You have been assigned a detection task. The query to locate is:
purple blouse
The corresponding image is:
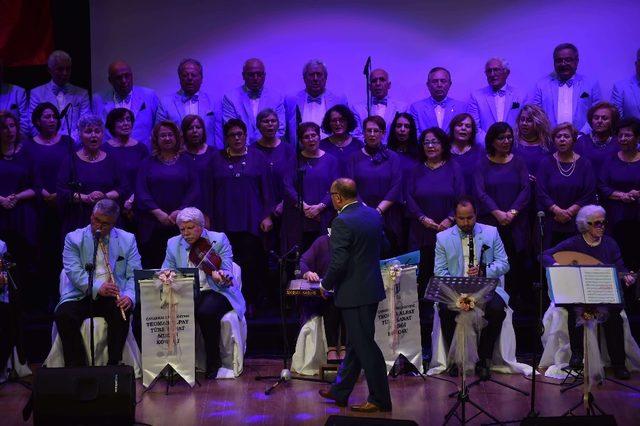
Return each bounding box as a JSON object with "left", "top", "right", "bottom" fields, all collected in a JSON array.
[
  {"left": 598, "top": 154, "right": 640, "bottom": 226},
  {"left": 103, "top": 142, "right": 149, "bottom": 195},
  {"left": 0, "top": 146, "right": 37, "bottom": 245},
  {"left": 300, "top": 234, "right": 330, "bottom": 277},
  {"left": 250, "top": 141, "right": 295, "bottom": 207},
  {"left": 406, "top": 160, "right": 465, "bottom": 249},
  {"left": 319, "top": 137, "right": 363, "bottom": 175},
  {"left": 575, "top": 134, "right": 618, "bottom": 177},
  {"left": 181, "top": 146, "right": 216, "bottom": 220},
  {"left": 542, "top": 235, "right": 626, "bottom": 272},
  {"left": 450, "top": 143, "right": 485, "bottom": 196},
  {"left": 24, "top": 136, "right": 75, "bottom": 194}
]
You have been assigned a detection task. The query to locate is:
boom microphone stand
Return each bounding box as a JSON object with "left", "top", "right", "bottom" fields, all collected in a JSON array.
[{"left": 363, "top": 56, "right": 372, "bottom": 117}]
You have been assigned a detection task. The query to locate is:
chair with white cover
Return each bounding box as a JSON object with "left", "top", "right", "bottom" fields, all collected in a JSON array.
[
  {"left": 195, "top": 262, "right": 247, "bottom": 379},
  {"left": 539, "top": 304, "right": 640, "bottom": 378},
  {"left": 291, "top": 315, "right": 328, "bottom": 376},
  {"left": 43, "top": 270, "right": 142, "bottom": 377},
  {"left": 428, "top": 302, "right": 532, "bottom": 376}
]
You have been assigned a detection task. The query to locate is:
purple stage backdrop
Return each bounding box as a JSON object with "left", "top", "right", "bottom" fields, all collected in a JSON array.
[{"left": 90, "top": 0, "right": 639, "bottom": 109}]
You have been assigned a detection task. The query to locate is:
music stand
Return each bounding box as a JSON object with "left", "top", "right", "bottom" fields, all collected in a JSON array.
[
  {"left": 426, "top": 276, "right": 504, "bottom": 425},
  {"left": 135, "top": 268, "right": 200, "bottom": 395}
]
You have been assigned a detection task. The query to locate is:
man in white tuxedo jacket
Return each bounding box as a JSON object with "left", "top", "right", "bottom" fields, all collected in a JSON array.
[
  {"left": 222, "top": 58, "right": 285, "bottom": 144},
  {"left": 92, "top": 60, "right": 160, "bottom": 146},
  {"left": 353, "top": 68, "right": 406, "bottom": 141},
  {"left": 529, "top": 43, "right": 601, "bottom": 133},
  {"left": 284, "top": 59, "right": 348, "bottom": 144},
  {"left": 0, "top": 63, "right": 29, "bottom": 136},
  {"left": 157, "top": 58, "right": 220, "bottom": 148},
  {"left": 409, "top": 67, "right": 467, "bottom": 135},
  {"left": 29, "top": 50, "right": 91, "bottom": 140},
  {"left": 468, "top": 58, "right": 524, "bottom": 141},
  {"left": 611, "top": 48, "right": 640, "bottom": 120}
]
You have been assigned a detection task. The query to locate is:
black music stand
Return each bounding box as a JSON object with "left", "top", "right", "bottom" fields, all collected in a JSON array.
[
  {"left": 134, "top": 268, "right": 201, "bottom": 395},
  {"left": 426, "top": 276, "right": 504, "bottom": 425}
]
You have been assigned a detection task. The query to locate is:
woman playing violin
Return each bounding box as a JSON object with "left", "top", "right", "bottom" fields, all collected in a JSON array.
[{"left": 162, "top": 207, "right": 246, "bottom": 379}]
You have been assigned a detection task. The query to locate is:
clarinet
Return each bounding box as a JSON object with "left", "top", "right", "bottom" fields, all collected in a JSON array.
[
  {"left": 479, "top": 244, "right": 490, "bottom": 277},
  {"left": 468, "top": 234, "right": 475, "bottom": 269}
]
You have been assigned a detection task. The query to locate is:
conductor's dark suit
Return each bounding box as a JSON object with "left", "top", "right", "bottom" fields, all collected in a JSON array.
[{"left": 322, "top": 201, "right": 392, "bottom": 410}]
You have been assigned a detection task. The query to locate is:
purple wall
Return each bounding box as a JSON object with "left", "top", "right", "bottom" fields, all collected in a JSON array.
[{"left": 90, "top": 0, "right": 639, "bottom": 107}]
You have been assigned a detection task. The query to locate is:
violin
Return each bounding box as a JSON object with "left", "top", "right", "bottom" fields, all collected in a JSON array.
[{"left": 188, "top": 237, "right": 222, "bottom": 276}]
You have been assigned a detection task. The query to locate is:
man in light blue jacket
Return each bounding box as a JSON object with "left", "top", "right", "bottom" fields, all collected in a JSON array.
[
  {"left": 434, "top": 196, "right": 510, "bottom": 379},
  {"left": 55, "top": 199, "right": 141, "bottom": 367},
  {"left": 162, "top": 207, "right": 245, "bottom": 378},
  {"left": 611, "top": 48, "right": 640, "bottom": 120}
]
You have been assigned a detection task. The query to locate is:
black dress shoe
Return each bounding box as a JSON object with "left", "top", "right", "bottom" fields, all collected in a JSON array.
[
  {"left": 350, "top": 401, "right": 391, "bottom": 413},
  {"left": 569, "top": 352, "right": 584, "bottom": 370},
  {"left": 613, "top": 365, "right": 631, "bottom": 380},
  {"left": 319, "top": 389, "right": 347, "bottom": 407},
  {"left": 447, "top": 364, "right": 459, "bottom": 377},
  {"left": 475, "top": 361, "right": 491, "bottom": 380},
  {"left": 205, "top": 370, "right": 218, "bottom": 380}
]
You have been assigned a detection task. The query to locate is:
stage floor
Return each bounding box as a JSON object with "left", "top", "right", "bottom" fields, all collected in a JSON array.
[{"left": 2, "top": 359, "right": 640, "bottom": 425}]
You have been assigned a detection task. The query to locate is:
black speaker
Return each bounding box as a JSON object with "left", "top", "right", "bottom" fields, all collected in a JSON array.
[
  {"left": 32, "top": 365, "right": 135, "bottom": 426},
  {"left": 325, "top": 416, "right": 418, "bottom": 425},
  {"left": 521, "top": 415, "right": 617, "bottom": 425}
]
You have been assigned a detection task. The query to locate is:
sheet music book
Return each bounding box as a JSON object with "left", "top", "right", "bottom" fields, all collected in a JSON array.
[{"left": 546, "top": 265, "right": 622, "bottom": 305}]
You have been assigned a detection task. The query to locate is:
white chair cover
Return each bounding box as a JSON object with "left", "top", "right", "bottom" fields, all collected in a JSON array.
[
  {"left": 1, "top": 347, "right": 32, "bottom": 381},
  {"left": 195, "top": 262, "right": 247, "bottom": 379},
  {"left": 428, "top": 303, "right": 532, "bottom": 376},
  {"left": 291, "top": 315, "right": 328, "bottom": 375},
  {"left": 43, "top": 318, "right": 142, "bottom": 378},
  {"left": 540, "top": 304, "right": 640, "bottom": 379}
]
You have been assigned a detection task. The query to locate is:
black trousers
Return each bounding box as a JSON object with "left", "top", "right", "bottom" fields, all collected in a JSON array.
[
  {"left": 0, "top": 302, "right": 11, "bottom": 371},
  {"left": 55, "top": 296, "right": 131, "bottom": 367},
  {"left": 417, "top": 245, "right": 436, "bottom": 357},
  {"left": 330, "top": 303, "right": 392, "bottom": 409},
  {"left": 323, "top": 302, "right": 345, "bottom": 347},
  {"left": 227, "top": 232, "right": 267, "bottom": 306},
  {"left": 196, "top": 290, "right": 232, "bottom": 372},
  {"left": 566, "top": 306, "right": 626, "bottom": 366},
  {"left": 439, "top": 293, "right": 506, "bottom": 361}
]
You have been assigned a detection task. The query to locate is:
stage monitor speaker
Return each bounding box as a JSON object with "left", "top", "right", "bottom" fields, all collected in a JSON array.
[
  {"left": 521, "top": 415, "right": 617, "bottom": 425},
  {"left": 32, "top": 365, "right": 135, "bottom": 426},
  {"left": 325, "top": 415, "right": 418, "bottom": 425}
]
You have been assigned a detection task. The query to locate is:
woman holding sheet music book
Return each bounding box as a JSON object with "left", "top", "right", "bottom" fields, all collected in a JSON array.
[{"left": 542, "top": 204, "right": 636, "bottom": 379}]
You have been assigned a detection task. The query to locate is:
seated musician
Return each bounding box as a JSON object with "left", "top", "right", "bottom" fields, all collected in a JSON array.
[
  {"left": 542, "top": 204, "right": 635, "bottom": 380},
  {"left": 162, "top": 207, "right": 246, "bottom": 379},
  {"left": 300, "top": 232, "right": 346, "bottom": 362},
  {"left": 55, "top": 199, "right": 140, "bottom": 367},
  {"left": 434, "top": 196, "right": 510, "bottom": 379},
  {"left": 0, "top": 239, "right": 10, "bottom": 375}
]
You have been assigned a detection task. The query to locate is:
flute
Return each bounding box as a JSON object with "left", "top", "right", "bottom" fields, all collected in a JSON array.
[{"left": 99, "top": 240, "right": 127, "bottom": 321}]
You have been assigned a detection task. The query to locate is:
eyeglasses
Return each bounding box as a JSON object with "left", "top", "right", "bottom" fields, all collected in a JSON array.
[
  {"left": 365, "top": 128, "right": 382, "bottom": 134},
  {"left": 587, "top": 220, "right": 607, "bottom": 228},
  {"left": 422, "top": 140, "right": 441, "bottom": 146}
]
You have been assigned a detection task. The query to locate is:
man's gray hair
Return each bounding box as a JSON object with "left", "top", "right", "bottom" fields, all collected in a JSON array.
[
  {"left": 77, "top": 114, "right": 104, "bottom": 132},
  {"left": 177, "top": 207, "right": 205, "bottom": 227},
  {"left": 93, "top": 199, "right": 120, "bottom": 218},
  {"left": 485, "top": 57, "right": 510, "bottom": 71},
  {"left": 48, "top": 50, "right": 72, "bottom": 69},
  {"left": 178, "top": 58, "right": 203, "bottom": 75},
  {"left": 575, "top": 204, "right": 606, "bottom": 233},
  {"left": 302, "top": 59, "right": 327, "bottom": 77}
]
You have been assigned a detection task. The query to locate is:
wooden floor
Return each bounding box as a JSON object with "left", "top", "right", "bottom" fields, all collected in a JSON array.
[{"left": 2, "top": 359, "right": 640, "bottom": 425}]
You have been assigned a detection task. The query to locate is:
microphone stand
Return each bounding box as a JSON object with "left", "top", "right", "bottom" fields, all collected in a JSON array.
[
  {"left": 85, "top": 231, "right": 100, "bottom": 367},
  {"left": 363, "top": 56, "right": 372, "bottom": 116}
]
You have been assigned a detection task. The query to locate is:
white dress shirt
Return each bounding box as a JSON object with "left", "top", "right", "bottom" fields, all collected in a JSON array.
[{"left": 557, "top": 84, "right": 573, "bottom": 125}]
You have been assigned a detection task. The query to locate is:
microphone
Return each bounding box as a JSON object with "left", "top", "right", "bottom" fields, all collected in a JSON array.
[
  {"left": 94, "top": 229, "right": 102, "bottom": 242},
  {"left": 59, "top": 102, "right": 72, "bottom": 120},
  {"left": 537, "top": 211, "right": 545, "bottom": 238},
  {"left": 537, "top": 211, "right": 545, "bottom": 219},
  {"left": 363, "top": 56, "right": 372, "bottom": 75},
  {"left": 265, "top": 369, "right": 291, "bottom": 395}
]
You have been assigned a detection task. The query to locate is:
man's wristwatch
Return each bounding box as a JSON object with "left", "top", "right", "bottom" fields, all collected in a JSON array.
[{"left": 508, "top": 209, "right": 518, "bottom": 216}]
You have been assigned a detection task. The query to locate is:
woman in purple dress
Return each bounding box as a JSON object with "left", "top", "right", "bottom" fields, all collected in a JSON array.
[
  {"left": 406, "top": 127, "right": 464, "bottom": 353},
  {"left": 536, "top": 123, "right": 596, "bottom": 247},
  {"left": 598, "top": 118, "right": 640, "bottom": 271},
  {"left": 474, "top": 122, "right": 530, "bottom": 301},
  {"left": 346, "top": 115, "right": 403, "bottom": 256},
  {"left": 0, "top": 112, "right": 37, "bottom": 308},
  {"left": 514, "top": 104, "right": 552, "bottom": 179},
  {"left": 57, "top": 114, "right": 126, "bottom": 237},
  {"left": 104, "top": 108, "right": 149, "bottom": 228},
  {"left": 282, "top": 122, "right": 339, "bottom": 253},
  {"left": 210, "top": 119, "right": 273, "bottom": 317},
  {"left": 448, "top": 113, "right": 484, "bottom": 195},
  {"left": 25, "top": 102, "right": 75, "bottom": 305},
  {"left": 319, "top": 104, "right": 363, "bottom": 175},
  {"left": 181, "top": 114, "right": 215, "bottom": 227},
  {"left": 135, "top": 121, "right": 199, "bottom": 268},
  {"left": 575, "top": 101, "right": 619, "bottom": 180}
]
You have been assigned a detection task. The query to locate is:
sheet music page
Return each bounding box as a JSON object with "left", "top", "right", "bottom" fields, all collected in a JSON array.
[
  {"left": 580, "top": 267, "right": 620, "bottom": 304},
  {"left": 547, "top": 267, "right": 584, "bottom": 304}
]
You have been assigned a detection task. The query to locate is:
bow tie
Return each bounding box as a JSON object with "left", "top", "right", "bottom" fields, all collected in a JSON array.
[
  {"left": 246, "top": 89, "right": 262, "bottom": 100},
  {"left": 115, "top": 93, "right": 132, "bottom": 104},
  {"left": 181, "top": 93, "right": 199, "bottom": 103},
  {"left": 306, "top": 95, "right": 322, "bottom": 104},
  {"left": 434, "top": 100, "right": 447, "bottom": 108},
  {"left": 372, "top": 97, "right": 387, "bottom": 106},
  {"left": 558, "top": 79, "right": 574, "bottom": 88},
  {"left": 493, "top": 89, "right": 506, "bottom": 97},
  {"left": 52, "top": 85, "right": 67, "bottom": 96}
]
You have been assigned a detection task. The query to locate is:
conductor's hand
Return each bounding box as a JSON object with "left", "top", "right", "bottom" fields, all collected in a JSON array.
[
  {"left": 624, "top": 273, "right": 636, "bottom": 287},
  {"left": 117, "top": 296, "right": 133, "bottom": 311},
  {"left": 98, "top": 281, "right": 120, "bottom": 298},
  {"left": 467, "top": 266, "right": 480, "bottom": 277},
  {"left": 303, "top": 271, "right": 320, "bottom": 283}
]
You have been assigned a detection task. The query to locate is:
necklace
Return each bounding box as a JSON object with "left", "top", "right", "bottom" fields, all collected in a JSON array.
[
  {"left": 159, "top": 153, "right": 179, "bottom": 165},
  {"left": 451, "top": 144, "right": 471, "bottom": 155},
  {"left": 554, "top": 152, "right": 576, "bottom": 177},
  {"left": 83, "top": 149, "right": 100, "bottom": 162},
  {"left": 226, "top": 148, "right": 247, "bottom": 178},
  {"left": 226, "top": 146, "right": 248, "bottom": 157},
  {"left": 425, "top": 160, "right": 444, "bottom": 170},
  {"left": 591, "top": 133, "right": 612, "bottom": 149}
]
